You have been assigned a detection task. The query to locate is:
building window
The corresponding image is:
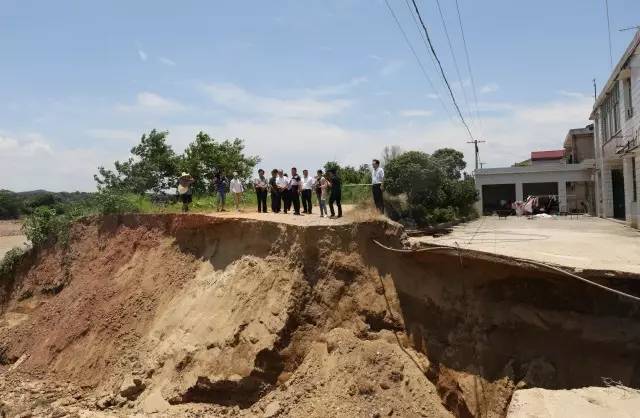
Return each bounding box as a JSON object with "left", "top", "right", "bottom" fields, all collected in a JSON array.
[
  {"left": 624, "top": 78, "right": 633, "bottom": 120},
  {"left": 612, "top": 83, "right": 620, "bottom": 134},
  {"left": 634, "top": 157, "right": 638, "bottom": 202},
  {"left": 600, "top": 81, "right": 622, "bottom": 143}
]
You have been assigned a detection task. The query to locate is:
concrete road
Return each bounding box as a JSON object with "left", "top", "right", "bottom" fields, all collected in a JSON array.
[{"left": 411, "top": 215, "right": 640, "bottom": 274}]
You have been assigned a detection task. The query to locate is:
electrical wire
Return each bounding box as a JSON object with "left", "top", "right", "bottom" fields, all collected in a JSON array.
[
  {"left": 401, "top": 0, "right": 454, "bottom": 118},
  {"left": 383, "top": 0, "right": 455, "bottom": 121},
  {"left": 604, "top": 0, "right": 614, "bottom": 68},
  {"left": 434, "top": 0, "right": 473, "bottom": 123},
  {"left": 454, "top": 0, "right": 483, "bottom": 134},
  {"left": 409, "top": 0, "right": 474, "bottom": 141}
]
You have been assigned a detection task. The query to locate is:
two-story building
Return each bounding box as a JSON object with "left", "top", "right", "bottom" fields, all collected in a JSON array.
[{"left": 591, "top": 30, "right": 640, "bottom": 227}]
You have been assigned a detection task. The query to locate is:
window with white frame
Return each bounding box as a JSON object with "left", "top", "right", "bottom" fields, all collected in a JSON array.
[{"left": 624, "top": 78, "right": 633, "bottom": 120}]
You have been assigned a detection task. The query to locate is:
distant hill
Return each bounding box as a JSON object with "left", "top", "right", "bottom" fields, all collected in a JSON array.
[{"left": 0, "top": 190, "right": 94, "bottom": 220}]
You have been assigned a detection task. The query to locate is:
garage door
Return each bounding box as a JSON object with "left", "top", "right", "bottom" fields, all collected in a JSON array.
[
  {"left": 522, "top": 182, "right": 558, "bottom": 198},
  {"left": 482, "top": 184, "right": 516, "bottom": 214}
]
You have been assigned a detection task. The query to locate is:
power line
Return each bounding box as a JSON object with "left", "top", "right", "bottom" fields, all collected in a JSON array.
[
  {"left": 409, "top": 0, "right": 474, "bottom": 140},
  {"left": 434, "top": 0, "right": 473, "bottom": 123},
  {"left": 604, "top": 0, "right": 613, "bottom": 68},
  {"left": 402, "top": 0, "right": 452, "bottom": 115},
  {"left": 454, "top": 0, "right": 482, "bottom": 133},
  {"left": 382, "top": 0, "right": 454, "bottom": 120}
]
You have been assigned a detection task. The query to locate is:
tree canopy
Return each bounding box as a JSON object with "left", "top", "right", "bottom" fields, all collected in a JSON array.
[
  {"left": 323, "top": 161, "right": 371, "bottom": 184},
  {"left": 95, "top": 129, "right": 259, "bottom": 195},
  {"left": 384, "top": 148, "right": 477, "bottom": 226}
]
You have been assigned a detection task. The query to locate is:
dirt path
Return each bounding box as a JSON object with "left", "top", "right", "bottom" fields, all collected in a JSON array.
[{"left": 201, "top": 204, "right": 382, "bottom": 226}]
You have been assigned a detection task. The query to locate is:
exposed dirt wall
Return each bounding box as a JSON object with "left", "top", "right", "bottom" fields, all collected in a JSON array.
[{"left": 1, "top": 214, "right": 639, "bottom": 417}]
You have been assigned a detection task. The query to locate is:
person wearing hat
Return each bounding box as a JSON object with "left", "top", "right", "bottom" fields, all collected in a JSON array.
[
  {"left": 177, "top": 172, "right": 195, "bottom": 212},
  {"left": 253, "top": 169, "right": 268, "bottom": 213},
  {"left": 229, "top": 171, "right": 244, "bottom": 211}
]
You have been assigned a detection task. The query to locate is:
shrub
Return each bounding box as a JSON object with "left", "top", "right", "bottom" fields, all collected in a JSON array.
[
  {"left": 93, "top": 190, "right": 140, "bottom": 215},
  {"left": 22, "top": 207, "right": 60, "bottom": 247},
  {"left": 0, "top": 247, "right": 25, "bottom": 282}
]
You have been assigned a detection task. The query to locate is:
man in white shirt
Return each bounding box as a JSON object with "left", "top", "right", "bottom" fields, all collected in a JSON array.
[
  {"left": 229, "top": 171, "right": 244, "bottom": 211},
  {"left": 275, "top": 170, "right": 289, "bottom": 214},
  {"left": 253, "top": 168, "right": 268, "bottom": 213},
  {"left": 371, "top": 159, "right": 385, "bottom": 213},
  {"left": 300, "top": 169, "right": 315, "bottom": 214}
]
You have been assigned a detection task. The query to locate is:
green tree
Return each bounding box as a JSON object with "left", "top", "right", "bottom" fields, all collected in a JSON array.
[
  {"left": 323, "top": 161, "right": 340, "bottom": 174},
  {"left": 384, "top": 148, "right": 477, "bottom": 226},
  {"left": 431, "top": 148, "right": 466, "bottom": 179},
  {"left": 322, "top": 162, "right": 371, "bottom": 184},
  {"left": 0, "top": 190, "right": 22, "bottom": 220},
  {"left": 95, "top": 129, "right": 178, "bottom": 194},
  {"left": 382, "top": 145, "right": 402, "bottom": 166},
  {"left": 178, "top": 132, "right": 260, "bottom": 194},
  {"left": 385, "top": 151, "right": 443, "bottom": 207}
]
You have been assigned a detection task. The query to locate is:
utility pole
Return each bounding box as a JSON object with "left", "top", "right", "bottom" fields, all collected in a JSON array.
[
  {"left": 593, "top": 78, "right": 597, "bottom": 102},
  {"left": 467, "top": 139, "right": 486, "bottom": 171}
]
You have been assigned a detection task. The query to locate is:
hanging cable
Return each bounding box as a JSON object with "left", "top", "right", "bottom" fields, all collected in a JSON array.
[
  {"left": 604, "top": 0, "right": 614, "bottom": 68},
  {"left": 454, "top": 0, "right": 483, "bottom": 134},
  {"left": 434, "top": 0, "right": 473, "bottom": 123},
  {"left": 383, "top": 0, "right": 455, "bottom": 121},
  {"left": 409, "top": 0, "right": 474, "bottom": 141}
]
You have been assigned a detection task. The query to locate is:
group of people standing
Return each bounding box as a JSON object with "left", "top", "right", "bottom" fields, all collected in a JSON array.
[
  {"left": 177, "top": 159, "right": 385, "bottom": 218},
  {"left": 254, "top": 168, "right": 342, "bottom": 217}
]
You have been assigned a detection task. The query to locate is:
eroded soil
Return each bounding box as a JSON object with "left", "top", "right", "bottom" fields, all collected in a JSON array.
[{"left": 1, "top": 214, "right": 639, "bottom": 417}]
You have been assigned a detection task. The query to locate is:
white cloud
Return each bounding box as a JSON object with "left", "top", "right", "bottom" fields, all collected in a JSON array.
[
  {"left": 368, "top": 54, "right": 383, "bottom": 61},
  {"left": 302, "top": 76, "right": 367, "bottom": 97},
  {"left": 159, "top": 56, "right": 176, "bottom": 66},
  {"left": 86, "top": 129, "right": 139, "bottom": 142},
  {"left": 0, "top": 132, "right": 103, "bottom": 191},
  {"left": 426, "top": 93, "right": 440, "bottom": 99},
  {"left": 480, "top": 83, "right": 499, "bottom": 94},
  {"left": 399, "top": 109, "right": 433, "bottom": 117},
  {"left": 379, "top": 60, "right": 404, "bottom": 76},
  {"left": 558, "top": 90, "right": 589, "bottom": 99},
  {"left": 116, "top": 92, "right": 185, "bottom": 113},
  {"left": 201, "top": 83, "right": 351, "bottom": 119},
  {"left": 0, "top": 133, "right": 52, "bottom": 156},
  {"left": 137, "top": 49, "right": 148, "bottom": 61}
]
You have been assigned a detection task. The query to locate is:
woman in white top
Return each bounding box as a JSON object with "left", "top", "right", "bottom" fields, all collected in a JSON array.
[{"left": 229, "top": 171, "right": 245, "bottom": 211}]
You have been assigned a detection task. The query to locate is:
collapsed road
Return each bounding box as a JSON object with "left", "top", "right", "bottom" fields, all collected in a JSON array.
[{"left": 1, "top": 213, "right": 639, "bottom": 417}]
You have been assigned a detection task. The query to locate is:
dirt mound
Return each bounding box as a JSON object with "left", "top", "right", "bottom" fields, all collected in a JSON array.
[{"left": 1, "top": 214, "right": 640, "bottom": 417}]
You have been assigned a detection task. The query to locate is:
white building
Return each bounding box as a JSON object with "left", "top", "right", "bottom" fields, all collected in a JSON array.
[
  {"left": 591, "top": 30, "right": 640, "bottom": 228},
  {"left": 474, "top": 138, "right": 596, "bottom": 215}
]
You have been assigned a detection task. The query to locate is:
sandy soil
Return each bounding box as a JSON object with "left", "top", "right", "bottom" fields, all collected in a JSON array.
[
  {"left": 2, "top": 214, "right": 640, "bottom": 417},
  {"left": 0, "top": 220, "right": 28, "bottom": 259}
]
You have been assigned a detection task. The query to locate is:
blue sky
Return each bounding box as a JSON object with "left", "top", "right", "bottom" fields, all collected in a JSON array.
[{"left": 2, "top": 0, "right": 640, "bottom": 191}]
